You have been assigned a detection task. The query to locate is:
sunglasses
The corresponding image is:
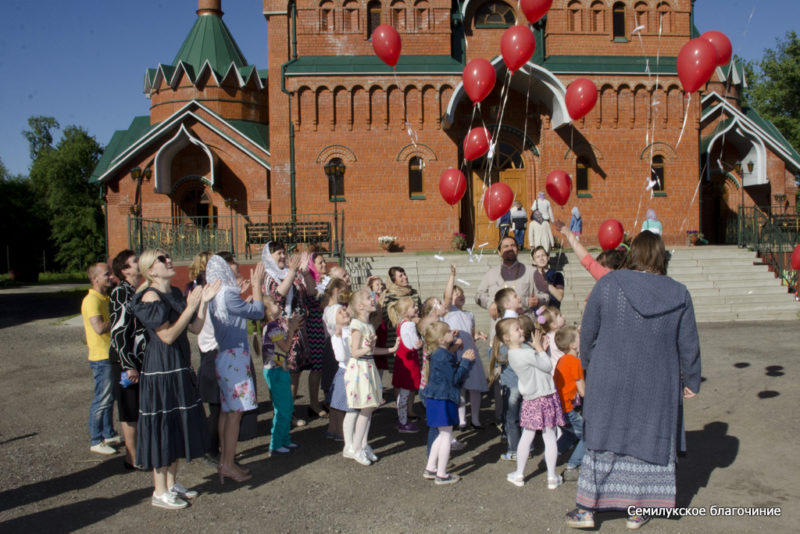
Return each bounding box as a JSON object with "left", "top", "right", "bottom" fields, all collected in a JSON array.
[{"left": 155, "top": 254, "right": 171, "bottom": 265}]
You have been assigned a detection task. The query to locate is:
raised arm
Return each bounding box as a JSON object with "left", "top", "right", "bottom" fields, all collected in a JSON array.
[
  {"left": 188, "top": 280, "right": 220, "bottom": 334},
  {"left": 443, "top": 264, "right": 456, "bottom": 306},
  {"left": 145, "top": 288, "right": 202, "bottom": 345}
]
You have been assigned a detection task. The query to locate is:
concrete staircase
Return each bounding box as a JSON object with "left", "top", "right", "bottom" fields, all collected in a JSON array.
[{"left": 346, "top": 246, "right": 799, "bottom": 333}]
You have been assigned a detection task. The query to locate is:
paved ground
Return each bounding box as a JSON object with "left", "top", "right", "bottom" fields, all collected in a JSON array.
[{"left": 0, "top": 285, "right": 797, "bottom": 533}]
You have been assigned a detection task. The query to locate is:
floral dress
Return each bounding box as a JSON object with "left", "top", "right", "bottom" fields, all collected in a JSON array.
[{"left": 267, "top": 275, "right": 309, "bottom": 372}]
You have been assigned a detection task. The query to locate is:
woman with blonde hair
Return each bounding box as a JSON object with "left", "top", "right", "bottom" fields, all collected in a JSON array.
[{"left": 132, "top": 249, "right": 220, "bottom": 509}]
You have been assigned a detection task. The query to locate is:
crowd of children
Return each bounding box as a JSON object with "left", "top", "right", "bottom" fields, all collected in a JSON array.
[{"left": 244, "top": 247, "right": 604, "bottom": 499}]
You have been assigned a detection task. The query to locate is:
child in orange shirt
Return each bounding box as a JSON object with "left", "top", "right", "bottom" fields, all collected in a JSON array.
[{"left": 553, "top": 326, "right": 585, "bottom": 481}]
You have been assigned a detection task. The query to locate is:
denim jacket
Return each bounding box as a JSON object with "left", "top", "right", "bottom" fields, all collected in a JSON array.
[{"left": 420, "top": 347, "right": 474, "bottom": 404}]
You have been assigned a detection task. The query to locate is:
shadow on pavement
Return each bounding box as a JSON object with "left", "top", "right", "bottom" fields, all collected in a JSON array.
[
  {"left": 676, "top": 421, "right": 739, "bottom": 507},
  {"left": 0, "top": 290, "right": 85, "bottom": 329}
]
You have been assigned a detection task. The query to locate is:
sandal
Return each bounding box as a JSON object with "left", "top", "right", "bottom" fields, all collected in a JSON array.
[{"left": 626, "top": 515, "right": 650, "bottom": 530}]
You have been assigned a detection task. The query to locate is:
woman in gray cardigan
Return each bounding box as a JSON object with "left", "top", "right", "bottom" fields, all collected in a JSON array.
[{"left": 566, "top": 231, "right": 701, "bottom": 530}]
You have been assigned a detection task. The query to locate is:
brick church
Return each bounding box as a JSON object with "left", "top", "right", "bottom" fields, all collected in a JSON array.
[{"left": 91, "top": 0, "right": 800, "bottom": 258}]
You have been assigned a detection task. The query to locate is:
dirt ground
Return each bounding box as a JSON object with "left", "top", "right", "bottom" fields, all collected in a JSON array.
[{"left": 0, "top": 285, "right": 797, "bottom": 533}]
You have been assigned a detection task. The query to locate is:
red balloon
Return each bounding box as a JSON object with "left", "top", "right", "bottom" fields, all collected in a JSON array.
[
  {"left": 677, "top": 38, "right": 717, "bottom": 93},
  {"left": 792, "top": 244, "right": 800, "bottom": 271},
  {"left": 501, "top": 25, "right": 536, "bottom": 73},
  {"left": 545, "top": 170, "right": 572, "bottom": 206},
  {"left": 565, "top": 78, "right": 598, "bottom": 121},
  {"left": 700, "top": 31, "right": 732, "bottom": 67},
  {"left": 520, "top": 0, "right": 553, "bottom": 24},
  {"left": 463, "top": 127, "right": 492, "bottom": 161},
  {"left": 439, "top": 168, "right": 467, "bottom": 205},
  {"left": 598, "top": 219, "right": 624, "bottom": 250},
  {"left": 371, "top": 25, "right": 402, "bottom": 67},
  {"left": 462, "top": 58, "right": 496, "bottom": 104},
  {"left": 484, "top": 183, "right": 514, "bottom": 221}
]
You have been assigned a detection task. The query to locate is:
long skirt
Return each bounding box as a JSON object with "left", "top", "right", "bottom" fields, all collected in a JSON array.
[{"left": 576, "top": 449, "right": 676, "bottom": 510}]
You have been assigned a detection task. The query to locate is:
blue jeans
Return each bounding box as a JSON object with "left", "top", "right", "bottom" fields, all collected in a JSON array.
[
  {"left": 557, "top": 409, "right": 585, "bottom": 468},
  {"left": 514, "top": 229, "right": 525, "bottom": 248},
  {"left": 264, "top": 367, "right": 294, "bottom": 451},
  {"left": 89, "top": 359, "right": 116, "bottom": 445},
  {"left": 500, "top": 366, "right": 521, "bottom": 453}
]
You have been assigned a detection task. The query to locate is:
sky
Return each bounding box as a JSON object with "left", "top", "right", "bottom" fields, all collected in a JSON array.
[{"left": 0, "top": 0, "right": 797, "bottom": 177}]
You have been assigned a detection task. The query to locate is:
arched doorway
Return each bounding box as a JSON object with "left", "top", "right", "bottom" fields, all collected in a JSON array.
[
  {"left": 469, "top": 140, "right": 527, "bottom": 248},
  {"left": 172, "top": 179, "right": 216, "bottom": 227}
]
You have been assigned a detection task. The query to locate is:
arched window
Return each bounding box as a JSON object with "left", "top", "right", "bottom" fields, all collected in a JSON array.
[
  {"left": 475, "top": 142, "right": 523, "bottom": 170},
  {"left": 367, "top": 1, "right": 381, "bottom": 38},
  {"left": 656, "top": 1, "right": 671, "bottom": 33},
  {"left": 591, "top": 1, "right": 605, "bottom": 33},
  {"left": 319, "top": 0, "right": 334, "bottom": 32},
  {"left": 568, "top": 1, "right": 582, "bottom": 32},
  {"left": 343, "top": 0, "right": 359, "bottom": 32},
  {"left": 576, "top": 157, "right": 590, "bottom": 193},
  {"left": 408, "top": 157, "right": 424, "bottom": 197},
  {"left": 612, "top": 2, "right": 626, "bottom": 40},
  {"left": 651, "top": 155, "right": 665, "bottom": 192},
  {"left": 475, "top": 1, "right": 515, "bottom": 27},
  {"left": 327, "top": 158, "right": 346, "bottom": 200},
  {"left": 634, "top": 2, "right": 647, "bottom": 31},
  {"left": 414, "top": 0, "right": 430, "bottom": 31},
  {"left": 391, "top": 0, "right": 406, "bottom": 30}
]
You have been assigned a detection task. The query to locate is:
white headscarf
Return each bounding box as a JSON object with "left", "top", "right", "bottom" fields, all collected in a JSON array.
[
  {"left": 262, "top": 242, "right": 294, "bottom": 316},
  {"left": 205, "top": 255, "right": 239, "bottom": 324},
  {"left": 572, "top": 206, "right": 581, "bottom": 218},
  {"left": 322, "top": 304, "right": 342, "bottom": 337}
]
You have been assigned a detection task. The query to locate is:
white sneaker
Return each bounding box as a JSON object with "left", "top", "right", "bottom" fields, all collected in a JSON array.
[
  {"left": 353, "top": 449, "right": 372, "bottom": 466},
  {"left": 548, "top": 475, "right": 564, "bottom": 490},
  {"left": 90, "top": 442, "right": 117, "bottom": 455},
  {"left": 342, "top": 447, "right": 357, "bottom": 459},
  {"left": 103, "top": 435, "right": 124, "bottom": 447},
  {"left": 151, "top": 491, "right": 187, "bottom": 509},
  {"left": 450, "top": 439, "right": 466, "bottom": 451},
  {"left": 169, "top": 482, "right": 197, "bottom": 500},
  {"left": 364, "top": 445, "right": 378, "bottom": 462},
  {"left": 506, "top": 472, "right": 525, "bottom": 487}
]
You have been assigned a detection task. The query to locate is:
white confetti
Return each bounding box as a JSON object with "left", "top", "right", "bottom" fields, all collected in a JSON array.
[
  {"left": 434, "top": 254, "right": 445, "bottom": 261},
  {"left": 478, "top": 242, "right": 489, "bottom": 248},
  {"left": 457, "top": 278, "right": 471, "bottom": 286}
]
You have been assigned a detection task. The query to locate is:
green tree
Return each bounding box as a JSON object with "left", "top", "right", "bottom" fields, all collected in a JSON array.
[
  {"left": 745, "top": 31, "right": 800, "bottom": 150},
  {"left": 0, "top": 157, "right": 50, "bottom": 279},
  {"left": 22, "top": 116, "right": 60, "bottom": 163},
  {"left": 28, "top": 125, "right": 104, "bottom": 270}
]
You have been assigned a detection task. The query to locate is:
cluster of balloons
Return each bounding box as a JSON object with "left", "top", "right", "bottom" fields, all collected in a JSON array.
[
  {"left": 677, "top": 30, "right": 732, "bottom": 93},
  {"left": 374, "top": 4, "right": 732, "bottom": 247}
]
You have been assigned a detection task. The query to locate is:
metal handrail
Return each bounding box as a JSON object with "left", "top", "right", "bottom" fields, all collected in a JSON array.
[{"left": 738, "top": 206, "right": 800, "bottom": 291}]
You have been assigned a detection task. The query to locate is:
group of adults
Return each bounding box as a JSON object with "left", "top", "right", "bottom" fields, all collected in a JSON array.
[
  {"left": 81, "top": 222, "right": 699, "bottom": 527},
  {"left": 498, "top": 193, "right": 560, "bottom": 253}
]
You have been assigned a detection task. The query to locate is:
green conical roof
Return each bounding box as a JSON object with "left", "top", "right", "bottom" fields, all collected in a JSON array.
[
  {"left": 172, "top": 11, "right": 248, "bottom": 78},
  {"left": 144, "top": 8, "right": 267, "bottom": 92}
]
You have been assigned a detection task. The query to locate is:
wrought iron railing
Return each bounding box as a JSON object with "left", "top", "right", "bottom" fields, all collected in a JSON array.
[
  {"left": 128, "top": 212, "right": 345, "bottom": 265},
  {"left": 738, "top": 206, "right": 800, "bottom": 291},
  {"left": 128, "top": 216, "right": 233, "bottom": 260}
]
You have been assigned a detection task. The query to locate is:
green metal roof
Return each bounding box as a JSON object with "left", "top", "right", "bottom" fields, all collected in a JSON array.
[
  {"left": 172, "top": 13, "right": 248, "bottom": 78},
  {"left": 90, "top": 106, "right": 271, "bottom": 184},
  {"left": 144, "top": 12, "right": 265, "bottom": 91},
  {"left": 90, "top": 116, "right": 156, "bottom": 183},
  {"left": 226, "top": 119, "right": 269, "bottom": 152},
  {"left": 284, "top": 55, "right": 464, "bottom": 76},
  {"left": 541, "top": 55, "right": 677, "bottom": 75},
  {"left": 284, "top": 54, "right": 677, "bottom": 77},
  {"left": 743, "top": 107, "right": 800, "bottom": 163}
]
